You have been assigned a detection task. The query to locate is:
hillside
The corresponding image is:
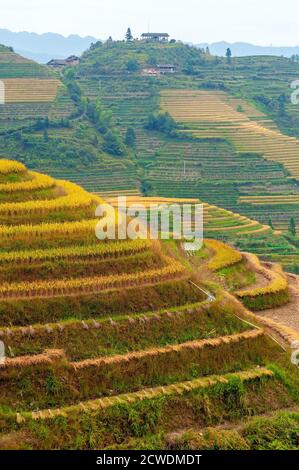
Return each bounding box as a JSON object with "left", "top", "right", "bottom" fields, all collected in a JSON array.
[
  {"left": 0, "top": 44, "right": 52, "bottom": 77},
  {"left": 0, "top": 158, "right": 298, "bottom": 450},
  {"left": 78, "top": 42, "right": 299, "bottom": 273},
  {"left": 161, "top": 89, "right": 299, "bottom": 228},
  {"left": 0, "top": 41, "right": 299, "bottom": 272}
]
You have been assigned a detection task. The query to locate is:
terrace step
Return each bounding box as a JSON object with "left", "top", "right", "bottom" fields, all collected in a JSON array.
[{"left": 20, "top": 367, "right": 274, "bottom": 422}]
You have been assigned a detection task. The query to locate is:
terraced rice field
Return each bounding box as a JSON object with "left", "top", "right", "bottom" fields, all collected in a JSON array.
[
  {"left": 72, "top": 77, "right": 298, "bottom": 237},
  {"left": 44, "top": 162, "right": 138, "bottom": 194},
  {"left": 239, "top": 195, "right": 299, "bottom": 205},
  {"left": 161, "top": 89, "right": 299, "bottom": 180},
  {"left": 0, "top": 50, "right": 52, "bottom": 79},
  {"left": 106, "top": 195, "right": 271, "bottom": 238},
  {"left": 95, "top": 80, "right": 298, "bottom": 230},
  {"left": 0, "top": 158, "right": 298, "bottom": 450},
  {"left": 0, "top": 52, "right": 33, "bottom": 64},
  {"left": 2, "top": 79, "right": 61, "bottom": 103}
]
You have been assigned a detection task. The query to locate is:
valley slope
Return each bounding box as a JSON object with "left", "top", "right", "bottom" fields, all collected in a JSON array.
[
  {"left": 0, "top": 158, "right": 298, "bottom": 450},
  {"left": 0, "top": 41, "right": 299, "bottom": 272}
]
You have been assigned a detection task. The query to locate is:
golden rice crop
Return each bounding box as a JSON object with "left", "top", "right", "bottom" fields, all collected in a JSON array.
[
  {"left": 161, "top": 89, "right": 299, "bottom": 180},
  {"left": 0, "top": 256, "right": 185, "bottom": 298},
  {"left": 0, "top": 172, "right": 55, "bottom": 193},
  {"left": 0, "top": 239, "right": 152, "bottom": 264},
  {"left": 0, "top": 180, "right": 94, "bottom": 216},
  {"left": 205, "top": 239, "right": 242, "bottom": 271},
  {"left": 0, "top": 218, "right": 97, "bottom": 239},
  {"left": 0, "top": 349, "right": 65, "bottom": 369},
  {"left": 26, "top": 368, "right": 273, "bottom": 422},
  {"left": 3, "top": 330, "right": 262, "bottom": 371},
  {"left": 2, "top": 79, "right": 61, "bottom": 103},
  {"left": 73, "top": 329, "right": 263, "bottom": 369},
  {"left": 236, "top": 254, "right": 288, "bottom": 298},
  {"left": 0, "top": 159, "right": 26, "bottom": 175}
]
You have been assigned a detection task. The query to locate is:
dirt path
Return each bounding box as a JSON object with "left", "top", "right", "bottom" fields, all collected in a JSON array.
[
  {"left": 240, "top": 254, "right": 299, "bottom": 334},
  {"left": 242, "top": 252, "right": 270, "bottom": 289},
  {"left": 256, "top": 273, "right": 299, "bottom": 333}
]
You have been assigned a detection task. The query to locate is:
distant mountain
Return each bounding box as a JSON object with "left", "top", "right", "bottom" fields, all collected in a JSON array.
[
  {"left": 197, "top": 41, "right": 299, "bottom": 57},
  {"left": 0, "top": 29, "right": 98, "bottom": 63},
  {"left": 1, "top": 28, "right": 299, "bottom": 63}
]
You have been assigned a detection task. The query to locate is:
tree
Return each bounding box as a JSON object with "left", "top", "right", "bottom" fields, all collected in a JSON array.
[
  {"left": 145, "top": 112, "right": 177, "bottom": 135},
  {"left": 106, "top": 36, "right": 113, "bottom": 47},
  {"left": 226, "top": 48, "right": 232, "bottom": 63},
  {"left": 103, "top": 130, "right": 125, "bottom": 156},
  {"left": 127, "top": 59, "right": 139, "bottom": 72},
  {"left": 66, "top": 80, "right": 82, "bottom": 105},
  {"left": 289, "top": 217, "right": 297, "bottom": 236},
  {"left": 141, "top": 179, "right": 153, "bottom": 196},
  {"left": 278, "top": 94, "right": 287, "bottom": 116},
  {"left": 125, "top": 127, "right": 136, "bottom": 147},
  {"left": 86, "top": 98, "right": 114, "bottom": 134},
  {"left": 43, "top": 129, "right": 49, "bottom": 142},
  {"left": 64, "top": 67, "right": 76, "bottom": 80},
  {"left": 125, "top": 27, "right": 133, "bottom": 42},
  {"left": 268, "top": 217, "right": 274, "bottom": 230},
  {"left": 35, "top": 118, "right": 46, "bottom": 131},
  {"left": 183, "top": 63, "right": 196, "bottom": 75}
]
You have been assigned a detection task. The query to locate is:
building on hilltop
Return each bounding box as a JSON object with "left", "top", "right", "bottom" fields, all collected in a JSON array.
[
  {"left": 47, "top": 55, "right": 80, "bottom": 68},
  {"left": 141, "top": 67, "right": 160, "bottom": 76},
  {"left": 141, "top": 63, "right": 176, "bottom": 76},
  {"left": 65, "top": 55, "right": 80, "bottom": 66},
  {"left": 157, "top": 64, "right": 176, "bottom": 74},
  {"left": 47, "top": 59, "right": 66, "bottom": 68},
  {"left": 141, "top": 33, "right": 170, "bottom": 42}
]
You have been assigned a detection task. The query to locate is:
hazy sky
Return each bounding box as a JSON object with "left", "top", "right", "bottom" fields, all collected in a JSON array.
[{"left": 1, "top": 0, "right": 299, "bottom": 45}]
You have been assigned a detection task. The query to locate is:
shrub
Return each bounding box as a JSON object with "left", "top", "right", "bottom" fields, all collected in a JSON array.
[{"left": 145, "top": 112, "right": 177, "bottom": 136}]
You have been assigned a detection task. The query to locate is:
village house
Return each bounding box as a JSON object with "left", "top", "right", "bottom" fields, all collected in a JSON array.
[
  {"left": 65, "top": 55, "right": 80, "bottom": 66},
  {"left": 46, "top": 59, "right": 66, "bottom": 68},
  {"left": 47, "top": 55, "right": 80, "bottom": 68},
  {"left": 141, "top": 33, "right": 170, "bottom": 42},
  {"left": 141, "top": 63, "right": 176, "bottom": 76},
  {"left": 157, "top": 63, "right": 176, "bottom": 74},
  {"left": 141, "top": 67, "right": 160, "bottom": 76}
]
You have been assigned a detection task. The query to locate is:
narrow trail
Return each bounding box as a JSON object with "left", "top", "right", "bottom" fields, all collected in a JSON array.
[
  {"left": 242, "top": 252, "right": 269, "bottom": 289},
  {"left": 240, "top": 254, "right": 299, "bottom": 334},
  {"left": 255, "top": 272, "right": 299, "bottom": 333}
]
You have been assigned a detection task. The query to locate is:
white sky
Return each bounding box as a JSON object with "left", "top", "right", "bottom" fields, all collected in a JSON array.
[{"left": 1, "top": 0, "right": 299, "bottom": 46}]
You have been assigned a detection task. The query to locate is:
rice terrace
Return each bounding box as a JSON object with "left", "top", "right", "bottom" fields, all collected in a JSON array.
[{"left": 0, "top": 2, "right": 299, "bottom": 459}]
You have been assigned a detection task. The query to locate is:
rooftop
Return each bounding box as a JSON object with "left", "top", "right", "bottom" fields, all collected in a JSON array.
[
  {"left": 141, "top": 33, "right": 170, "bottom": 37},
  {"left": 157, "top": 64, "right": 175, "bottom": 67}
]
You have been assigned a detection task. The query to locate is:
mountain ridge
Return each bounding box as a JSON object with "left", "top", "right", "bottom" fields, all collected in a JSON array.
[
  {"left": 0, "top": 28, "right": 98, "bottom": 63},
  {"left": 198, "top": 40, "right": 299, "bottom": 57},
  {"left": 1, "top": 28, "right": 299, "bottom": 63}
]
